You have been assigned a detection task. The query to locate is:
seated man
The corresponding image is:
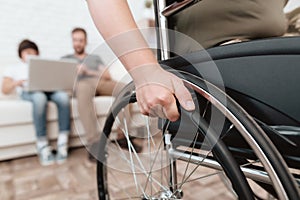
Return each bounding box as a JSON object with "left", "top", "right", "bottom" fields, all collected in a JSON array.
[
  {"left": 1, "top": 39, "right": 71, "bottom": 166},
  {"left": 62, "top": 28, "right": 141, "bottom": 160},
  {"left": 62, "top": 28, "right": 116, "bottom": 155}
]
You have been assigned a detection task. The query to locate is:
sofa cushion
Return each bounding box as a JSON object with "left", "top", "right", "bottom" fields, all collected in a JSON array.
[
  {"left": 94, "top": 96, "right": 115, "bottom": 115},
  {"left": 71, "top": 96, "right": 115, "bottom": 118},
  {"left": 0, "top": 96, "right": 116, "bottom": 127},
  {"left": 0, "top": 100, "right": 60, "bottom": 126},
  {"left": 0, "top": 124, "right": 36, "bottom": 147},
  {"left": 0, "top": 100, "right": 33, "bottom": 126}
]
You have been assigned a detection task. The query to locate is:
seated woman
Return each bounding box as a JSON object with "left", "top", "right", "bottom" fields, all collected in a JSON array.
[
  {"left": 171, "top": 0, "right": 288, "bottom": 52},
  {"left": 85, "top": 0, "right": 288, "bottom": 123},
  {"left": 1, "top": 39, "right": 71, "bottom": 166}
]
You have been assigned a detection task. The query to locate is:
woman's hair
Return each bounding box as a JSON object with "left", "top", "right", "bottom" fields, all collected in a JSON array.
[{"left": 18, "top": 39, "right": 39, "bottom": 58}]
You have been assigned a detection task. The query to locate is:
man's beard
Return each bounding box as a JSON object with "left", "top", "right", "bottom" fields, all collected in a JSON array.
[{"left": 75, "top": 47, "right": 85, "bottom": 55}]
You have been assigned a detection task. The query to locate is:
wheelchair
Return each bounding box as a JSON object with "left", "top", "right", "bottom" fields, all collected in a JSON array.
[{"left": 96, "top": 1, "right": 300, "bottom": 199}]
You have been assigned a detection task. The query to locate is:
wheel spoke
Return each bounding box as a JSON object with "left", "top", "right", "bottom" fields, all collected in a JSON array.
[
  {"left": 179, "top": 148, "right": 213, "bottom": 190},
  {"left": 114, "top": 109, "right": 171, "bottom": 196},
  {"left": 143, "top": 121, "right": 171, "bottom": 194},
  {"left": 178, "top": 171, "right": 222, "bottom": 186},
  {"left": 143, "top": 133, "right": 165, "bottom": 193},
  {"left": 122, "top": 108, "right": 146, "bottom": 196},
  {"left": 202, "top": 100, "right": 210, "bottom": 118},
  {"left": 179, "top": 129, "right": 200, "bottom": 188},
  {"left": 177, "top": 110, "right": 218, "bottom": 189}
]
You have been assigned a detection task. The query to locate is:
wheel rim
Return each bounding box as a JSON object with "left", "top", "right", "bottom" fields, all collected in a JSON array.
[
  {"left": 99, "top": 100, "right": 242, "bottom": 199},
  {"left": 97, "top": 75, "right": 299, "bottom": 200}
]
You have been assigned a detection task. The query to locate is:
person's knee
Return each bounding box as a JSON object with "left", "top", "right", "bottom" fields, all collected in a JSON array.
[
  {"left": 55, "top": 92, "right": 70, "bottom": 107},
  {"left": 76, "top": 81, "right": 95, "bottom": 98},
  {"left": 32, "top": 92, "right": 48, "bottom": 109}
]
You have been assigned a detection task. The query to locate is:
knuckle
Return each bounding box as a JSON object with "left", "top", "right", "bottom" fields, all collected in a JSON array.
[
  {"left": 146, "top": 101, "right": 156, "bottom": 109},
  {"left": 141, "top": 109, "right": 148, "bottom": 116},
  {"left": 158, "top": 94, "right": 172, "bottom": 104},
  {"left": 140, "top": 107, "right": 150, "bottom": 116}
]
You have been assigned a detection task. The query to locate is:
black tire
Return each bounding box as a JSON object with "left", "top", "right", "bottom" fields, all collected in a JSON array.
[
  {"left": 179, "top": 73, "right": 299, "bottom": 199},
  {"left": 96, "top": 74, "right": 299, "bottom": 199}
]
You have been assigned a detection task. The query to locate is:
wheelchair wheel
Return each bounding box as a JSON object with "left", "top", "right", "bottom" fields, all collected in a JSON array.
[{"left": 96, "top": 75, "right": 299, "bottom": 200}]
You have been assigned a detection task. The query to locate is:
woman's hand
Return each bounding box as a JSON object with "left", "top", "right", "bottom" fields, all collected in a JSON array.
[{"left": 130, "top": 64, "right": 195, "bottom": 121}]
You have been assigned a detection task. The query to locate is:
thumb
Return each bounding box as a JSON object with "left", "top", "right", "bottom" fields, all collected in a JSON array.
[{"left": 173, "top": 81, "right": 195, "bottom": 111}]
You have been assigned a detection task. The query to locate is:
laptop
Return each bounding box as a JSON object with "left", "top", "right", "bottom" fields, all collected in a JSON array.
[{"left": 26, "top": 58, "right": 77, "bottom": 92}]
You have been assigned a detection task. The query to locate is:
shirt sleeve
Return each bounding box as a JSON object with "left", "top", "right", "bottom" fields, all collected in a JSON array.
[
  {"left": 2, "top": 67, "right": 14, "bottom": 79},
  {"left": 96, "top": 55, "right": 104, "bottom": 66},
  {"left": 98, "top": 57, "right": 107, "bottom": 72}
]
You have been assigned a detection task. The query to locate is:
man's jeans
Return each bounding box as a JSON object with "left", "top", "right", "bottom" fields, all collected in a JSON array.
[{"left": 21, "top": 91, "right": 70, "bottom": 138}]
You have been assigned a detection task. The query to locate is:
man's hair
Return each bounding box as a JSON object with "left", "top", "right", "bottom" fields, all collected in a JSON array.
[
  {"left": 72, "top": 27, "right": 87, "bottom": 39},
  {"left": 18, "top": 39, "right": 39, "bottom": 58}
]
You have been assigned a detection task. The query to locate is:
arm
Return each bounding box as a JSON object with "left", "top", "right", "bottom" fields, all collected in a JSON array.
[
  {"left": 87, "top": 0, "right": 195, "bottom": 121},
  {"left": 85, "top": 69, "right": 111, "bottom": 80},
  {"left": 1, "top": 77, "right": 24, "bottom": 94},
  {"left": 87, "top": 0, "right": 156, "bottom": 71},
  {"left": 80, "top": 64, "right": 112, "bottom": 80}
]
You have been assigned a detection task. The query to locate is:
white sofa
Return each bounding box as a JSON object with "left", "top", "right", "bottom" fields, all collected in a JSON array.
[{"left": 0, "top": 62, "right": 132, "bottom": 161}]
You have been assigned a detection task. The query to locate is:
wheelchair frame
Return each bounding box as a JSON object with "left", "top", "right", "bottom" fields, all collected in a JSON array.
[{"left": 96, "top": 1, "right": 300, "bottom": 199}]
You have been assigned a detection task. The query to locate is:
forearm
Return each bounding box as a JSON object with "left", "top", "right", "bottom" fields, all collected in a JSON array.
[
  {"left": 85, "top": 69, "right": 100, "bottom": 77},
  {"left": 87, "top": 0, "right": 158, "bottom": 72},
  {"left": 87, "top": 0, "right": 195, "bottom": 121},
  {"left": 2, "top": 79, "right": 17, "bottom": 94}
]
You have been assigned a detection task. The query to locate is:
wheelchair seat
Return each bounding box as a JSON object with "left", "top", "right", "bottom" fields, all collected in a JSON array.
[
  {"left": 207, "top": 36, "right": 300, "bottom": 60},
  {"left": 162, "top": 36, "right": 300, "bottom": 167},
  {"left": 163, "top": 36, "right": 300, "bottom": 126}
]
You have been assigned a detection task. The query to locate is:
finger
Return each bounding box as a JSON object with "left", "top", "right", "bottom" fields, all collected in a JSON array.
[
  {"left": 136, "top": 92, "right": 150, "bottom": 116},
  {"left": 149, "top": 104, "right": 166, "bottom": 119},
  {"left": 162, "top": 95, "right": 179, "bottom": 122},
  {"left": 173, "top": 81, "right": 195, "bottom": 111}
]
